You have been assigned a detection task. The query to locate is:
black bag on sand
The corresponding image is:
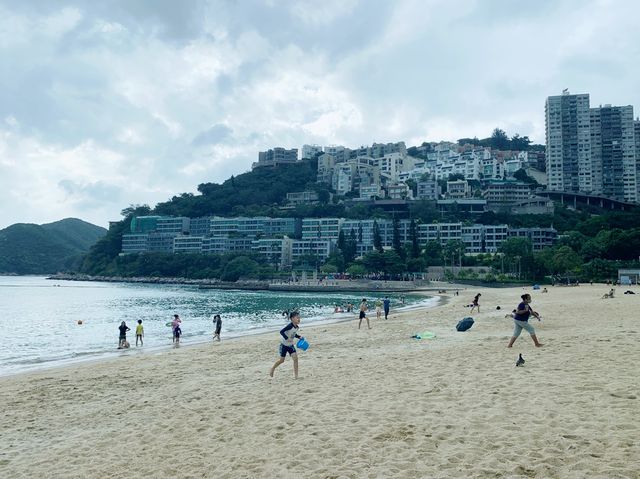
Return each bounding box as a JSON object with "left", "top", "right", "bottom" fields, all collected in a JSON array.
[{"left": 456, "top": 317, "right": 474, "bottom": 332}]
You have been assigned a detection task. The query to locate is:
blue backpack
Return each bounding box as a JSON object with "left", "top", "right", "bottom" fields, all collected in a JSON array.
[{"left": 456, "top": 317, "right": 474, "bottom": 332}]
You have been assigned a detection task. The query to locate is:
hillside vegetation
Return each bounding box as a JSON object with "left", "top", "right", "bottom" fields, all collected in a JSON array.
[{"left": 0, "top": 218, "right": 106, "bottom": 274}]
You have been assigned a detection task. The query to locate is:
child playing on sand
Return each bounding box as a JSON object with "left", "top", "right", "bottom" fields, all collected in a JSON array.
[
  {"left": 212, "top": 314, "right": 222, "bottom": 341},
  {"left": 507, "top": 294, "right": 543, "bottom": 348},
  {"left": 135, "top": 319, "right": 144, "bottom": 346},
  {"left": 270, "top": 311, "right": 304, "bottom": 379},
  {"left": 358, "top": 298, "right": 371, "bottom": 330}
]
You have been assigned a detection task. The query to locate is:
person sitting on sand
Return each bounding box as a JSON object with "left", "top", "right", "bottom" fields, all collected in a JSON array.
[
  {"left": 469, "top": 293, "right": 481, "bottom": 313},
  {"left": 212, "top": 314, "right": 222, "bottom": 341},
  {"left": 358, "top": 298, "right": 371, "bottom": 330},
  {"left": 542, "top": 287, "right": 548, "bottom": 293},
  {"left": 270, "top": 311, "right": 304, "bottom": 379},
  {"left": 507, "top": 294, "right": 543, "bottom": 348},
  {"left": 118, "top": 321, "right": 130, "bottom": 348}
]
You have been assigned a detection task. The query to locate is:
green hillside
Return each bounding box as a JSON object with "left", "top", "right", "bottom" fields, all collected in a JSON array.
[{"left": 0, "top": 218, "right": 107, "bottom": 274}]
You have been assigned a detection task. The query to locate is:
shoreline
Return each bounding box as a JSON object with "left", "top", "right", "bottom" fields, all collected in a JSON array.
[
  {"left": 2, "top": 284, "right": 637, "bottom": 478},
  {"left": 47, "top": 273, "right": 460, "bottom": 293},
  {"left": 0, "top": 292, "right": 446, "bottom": 380}
]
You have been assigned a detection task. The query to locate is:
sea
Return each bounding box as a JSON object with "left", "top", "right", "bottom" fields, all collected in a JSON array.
[{"left": 0, "top": 276, "right": 437, "bottom": 376}]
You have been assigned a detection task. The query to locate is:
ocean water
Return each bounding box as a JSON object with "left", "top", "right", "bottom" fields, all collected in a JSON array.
[{"left": 0, "top": 276, "right": 436, "bottom": 376}]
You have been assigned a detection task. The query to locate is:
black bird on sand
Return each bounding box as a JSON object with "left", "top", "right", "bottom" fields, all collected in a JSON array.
[{"left": 516, "top": 354, "right": 525, "bottom": 367}]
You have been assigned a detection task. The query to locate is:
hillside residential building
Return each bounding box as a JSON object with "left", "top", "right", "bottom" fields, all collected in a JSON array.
[
  {"left": 387, "top": 183, "right": 413, "bottom": 200},
  {"left": 301, "top": 144, "right": 323, "bottom": 159},
  {"left": 483, "top": 181, "right": 532, "bottom": 209},
  {"left": 301, "top": 218, "right": 343, "bottom": 240},
  {"left": 252, "top": 147, "right": 298, "bottom": 169},
  {"left": 286, "top": 191, "right": 319, "bottom": 205},
  {"left": 508, "top": 227, "right": 558, "bottom": 251},
  {"left": 447, "top": 180, "right": 470, "bottom": 199},
  {"left": 590, "top": 105, "right": 637, "bottom": 203},
  {"left": 545, "top": 91, "right": 592, "bottom": 193},
  {"left": 416, "top": 179, "right": 440, "bottom": 200}
]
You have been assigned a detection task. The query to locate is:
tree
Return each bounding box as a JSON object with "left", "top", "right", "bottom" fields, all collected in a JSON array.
[
  {"left": 510, "top": 134, "right": 531, "bottom": 151},
  {"left": 423, "top": 241, "right": 443, "bottom": 266},
  {"left": 392, "top": 217, "right": 403, "bottom": 258},
  {"left": 373, "top": 220, "right": 383, "bottom": 253},
  {"left": 491, "top": 128, "right": 510, "bottom": 150},
  {"left": 409, "top": 219, "right": 420, "bottom": 258},
  {"left": 513, "top": 168, "right": 539, "bottom": 186},
  {"left": 220, "top": 256, "right": 259, "bottom": 282},
  {"left": 362, "top": 250, "right": 386, "bottom": 273}
]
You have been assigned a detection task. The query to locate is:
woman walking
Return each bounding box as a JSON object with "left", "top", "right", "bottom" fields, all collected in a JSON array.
[
  {"left": 470, "top": 293, "right": 481, "bottom": 313},
  {"left": 507, "top": 293, "right": 543, "bottom": 348}
]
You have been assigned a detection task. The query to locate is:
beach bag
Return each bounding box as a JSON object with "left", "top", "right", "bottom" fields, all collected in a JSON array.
[{"left": 456, "top": 317, "right": 474, "bottom": 332}]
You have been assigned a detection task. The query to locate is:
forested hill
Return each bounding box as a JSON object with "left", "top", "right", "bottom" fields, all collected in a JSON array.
[
  {"left": 154, "top": 158, "right": 321, "bottom": 217},
  {"left": 0, "top": 218, "right": 107, "bottom": 274}
]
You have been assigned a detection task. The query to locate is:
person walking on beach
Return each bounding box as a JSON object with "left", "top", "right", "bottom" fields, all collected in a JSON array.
[
  {"left": 270, "top": 311, "right": 304, "bottom": 379},
  {"left": 507, "top": 294, "right": 543, "bottom": 348},
  {"left": 383, "top": 296, "right": 391, "bottom": 320},
  {"left": 118, "top": 321, "right": 130, "bottom": 348},
  {"left": 375, "top": 298, "right": 383, "bottom": 319},
  {"left": 172, "top": 314, "right": 182, "bottom": 345},
  {"left": 135, "top": 319, "right": 144, "bottom": 346},
  {"left": 358, "top": 298, "right": 371, "bottom": 330},
  {"left": 212, "top": 314, "right": 222, "bottom": 342},
  {"left": 470, "top": 293, "right": 481, "bottom": 313}
]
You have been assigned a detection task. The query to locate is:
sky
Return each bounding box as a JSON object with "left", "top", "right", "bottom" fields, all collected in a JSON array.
[{"left": 1, "top": 0, "right": 639, "bottom": 228}]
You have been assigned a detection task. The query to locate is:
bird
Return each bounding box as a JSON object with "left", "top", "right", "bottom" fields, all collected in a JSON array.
[{"left": 516, "top": 354, "right": 525, "bottom": 367}]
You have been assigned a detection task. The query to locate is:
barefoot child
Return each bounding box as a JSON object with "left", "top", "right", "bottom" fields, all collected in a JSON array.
[
  {"left": 212, "top": 314, "right": 222, "bottom": 342},
  {"left": 270, "top": 311, "right": 304, "bottom": 379},
  {"left": 358, "top": 298, "right": 371, "bottom": 330},
  {"left": 118, "top": 321, "right": 130, "bottom": 348},
  {"left": 135, "top": 319, "right": 144, "bottom": 346}
]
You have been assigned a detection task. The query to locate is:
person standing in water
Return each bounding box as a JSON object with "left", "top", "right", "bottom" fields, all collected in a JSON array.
[
  {"left": 358, "top": 298, "right": 371, "bottom": 330},
  {"left": 172, "top": 314, "right": 182, "bottom": 344},
  {"left": 135, "top": 320, "right": 144, "bottom": 346},
  {"left": 118, "top": 321, "right": 130, "bottom": 348},
  {"left": 507, "top": 293, "right": 543, "bottom": 348},
  {"left": 270, "top": 311, "right": 304, "bottom": 379},
  {"left": 212, "top": 314, "right": 222, "bottom": 342}
]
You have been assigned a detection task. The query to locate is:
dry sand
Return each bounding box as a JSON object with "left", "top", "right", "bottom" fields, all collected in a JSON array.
[{"left": 1, "top": 284, "right": 638, "bottom": 478}]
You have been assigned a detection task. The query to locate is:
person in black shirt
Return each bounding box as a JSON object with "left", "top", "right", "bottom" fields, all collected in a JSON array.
[
  {"left": 118, "top": 321, "right": 130, "bottom": 348},
  {"left": 212, "top": 314, "right": 222, "bottom": 342},
  {"left": 507, "top": 294, "right": 543, "bottom": 348}
]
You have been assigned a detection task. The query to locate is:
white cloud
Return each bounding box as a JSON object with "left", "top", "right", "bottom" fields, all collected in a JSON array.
[{"left": 1, "top": 0, "right": 640, "bottom": 228}]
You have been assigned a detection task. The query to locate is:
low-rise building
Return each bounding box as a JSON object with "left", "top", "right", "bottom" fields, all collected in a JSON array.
[
  {"left": 252, "top": 147, "right": 298, "bottom": 169},
  {"left": 359, "top": 184, "right": 383, "bottom": 200},
  {"left": 286, "top": 190, "right": 319, "bottom": 205},
  {"left": 483, "top": 180, "right": 532, "bottom": 210},
  {"left": 302, "top": 218, "right": 343, "bottom": 240},
  {"left": 447, "top": 180, "right": 470, "bottom": 198},
  {"left": 508, "top": 227, "right": 557, "bottom": 251},
  {"left": 416, "top": 179, "right": 440, "bottom": 200},
  {"left": 173, "top": 235, "right": 204, "bottom": 253},
  {"left": 387, "top": 183, "right": 413, "bottom": 200}
]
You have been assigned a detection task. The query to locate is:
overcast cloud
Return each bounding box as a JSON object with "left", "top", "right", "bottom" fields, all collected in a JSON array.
[{"left": 1, "top": 0, "right": 639, "bottom": 228}]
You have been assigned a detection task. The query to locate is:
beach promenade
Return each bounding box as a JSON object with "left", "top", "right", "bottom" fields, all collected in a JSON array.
[{"left": 0, "top": 284, "right": 638, "bottom": 478}]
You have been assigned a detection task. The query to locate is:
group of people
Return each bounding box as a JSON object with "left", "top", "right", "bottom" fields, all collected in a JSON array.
[{"left": 117, "top": 313, "right": 223, "bottom": 348}]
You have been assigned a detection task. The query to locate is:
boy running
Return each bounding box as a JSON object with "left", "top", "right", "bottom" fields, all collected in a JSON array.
[{"left": 270, "top": 311, "right": 304, "bottom": 379}]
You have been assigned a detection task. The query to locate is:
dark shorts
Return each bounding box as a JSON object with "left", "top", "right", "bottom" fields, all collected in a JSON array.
[
  {"left": 279, "top": 344, "right": 296, "bottom": 357},
  {"left": 215, "top": 326, "right": 221, "bottom": 335},
  {"left": 359, "top": 311, "right": 366, "bottom": 319},
  {"left": 119, "top": 335, "right": 126, "bottom": 341},
  {"left": 174, "top": 329, "right": 181, "bottom": 338}
]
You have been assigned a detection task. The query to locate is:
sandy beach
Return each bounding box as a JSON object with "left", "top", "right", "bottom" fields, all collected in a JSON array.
[{"left": 1, "top": 284, "right": 638, "bottom": 478}]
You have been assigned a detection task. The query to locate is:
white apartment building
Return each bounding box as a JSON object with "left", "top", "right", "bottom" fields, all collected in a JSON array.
[
  {"left": 387, "top": 183, "right": 413, "bottom": 200},
  {"left": 301, "top": 144, "right": 323, "bottom": 159},
  {"left": 447, "top": 180, "right": 469, "bottom": 199},
  {"left": 416, "top": 179, "right": 440, "bottom": 200},
  {"left": 359, "top": 184, "right": 383, "bottom": 200},
  {"left": 545, "top": 92, "right": 592, "bottom": 193},
  {"left": 291, "top": 239, "right": 336, "bottom": 262},
  {"left": 316, "top": 153, "right": 336, "bottom": 184},
  {"left": 301, "top": 218, "right": 343, "bottom": 240},
  {"left": 173, "top": 235, "right": 203, "bottom": 253}
]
